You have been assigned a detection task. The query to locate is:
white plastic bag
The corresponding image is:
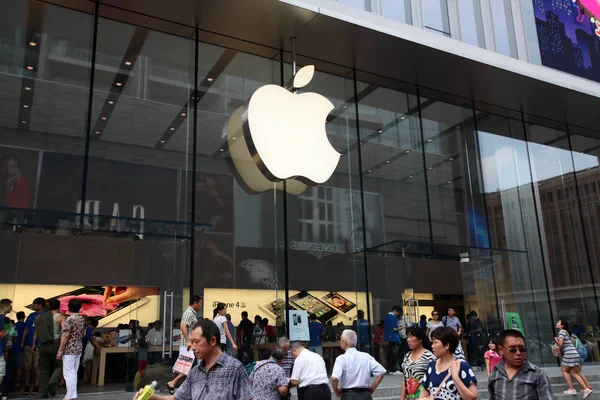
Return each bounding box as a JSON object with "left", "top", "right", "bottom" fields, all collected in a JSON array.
[{"left": 173, "top": 345, "right": 194, "bottom": 375}]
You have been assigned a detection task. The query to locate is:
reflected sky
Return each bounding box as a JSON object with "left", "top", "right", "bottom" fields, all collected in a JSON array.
[{"left": 479, "top": 131, "right": 599, "bottom": 192}]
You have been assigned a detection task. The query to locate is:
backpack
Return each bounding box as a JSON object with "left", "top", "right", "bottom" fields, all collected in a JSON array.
[{"left": 572, "top": 335, "right": 588, "bottom": 363}]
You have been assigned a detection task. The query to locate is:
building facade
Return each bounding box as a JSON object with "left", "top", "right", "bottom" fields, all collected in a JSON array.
[{"left": 1, "top": 0, "right": 600, "bottom": 388}]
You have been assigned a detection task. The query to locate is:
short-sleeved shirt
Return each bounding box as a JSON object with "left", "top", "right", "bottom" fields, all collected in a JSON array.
[
  {"left": 384, "top": 313, "right": 400, "bottom": 343},
  {"left": 226, "top": 322, "right": 235, "bottom": 349},
  {"left": 181, "top": 306, "right": 198, "bottom": 334},
  {"left": 291, "top": 348, "right": 329, "bottom": 388},
  {"left": 488, "top": 360, "right": 554, "bottom": 400},
  {"left": 174, "top": 353, "right": 253, "bottom": 400},
  {"left": 443, "top": 316, "right": 462, "bottom": 333},
  {"left": 281, "top": 350, "right": 294, "bottom": 378},
  {"left": 24, "top": 311, "right": 43, "bottom": 346},
  {"left": 331, "top": 347, "right": 386, "bottom": 389},
  {"left": 308, "top": 322, "right": 324, "bottom": 347},
  {"left": 62, "top": 314, "right": 86, "bottom": 355},
  {"left": 13, "top": 321, "right": 26, "bottom": 352},
  {"left": 213, "top": 315, "right": 228, "bottom": 345},
  {"left": 402, "top": 350, "right": 436, "bottom": 383},
  {"left": 82, "top": 326, "right": 93, "bottom": 348},
  {"left": 485, "top": 350, "right": 503, "bottom": 373},
  {"left": 427, "top": 321, "right": 444, "bottom": 339},
  {"left": 353, "top": 318, "right": 370, "bottom": 345},
  {"left": 249, "top": 359, "right": 289, "bottom": 400},
  {"left": 237, "top": 318, "right": 254, "bottom": 345},
  {"left": 422, "top": 359, "right": 477, "bottom": 400}
]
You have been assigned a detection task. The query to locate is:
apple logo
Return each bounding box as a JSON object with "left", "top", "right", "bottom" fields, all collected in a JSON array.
[{"left": 224, "top": 65, "right": 340, "bottom": 194}]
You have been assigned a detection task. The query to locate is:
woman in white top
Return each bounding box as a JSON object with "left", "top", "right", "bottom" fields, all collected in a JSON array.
[
  {"left": 426, "top": 310, "right": 444, "bottom": 339},
  {"left": 213, "top": 303, "right": 237, "bottom": 353}
]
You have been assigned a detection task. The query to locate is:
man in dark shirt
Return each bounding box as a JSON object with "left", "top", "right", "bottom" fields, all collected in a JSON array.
[
  {"left": 353, "top": 310, "right": 371, "bottom": 353},
  {"left": 488, "top": 330, "right": 554, "bottom": 399},
  {"left": 237, "top": 311, "right": 254, "bottom": 361},
  {"left": 34, "top": 299, "right": 63, "bottom": 398},
  {"left": 133, "top": 319, "right": 252, "bottom": 400}
]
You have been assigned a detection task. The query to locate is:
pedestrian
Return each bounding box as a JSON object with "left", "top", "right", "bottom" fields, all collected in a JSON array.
[
  {"left": 12, "top": 311, "right": 26, "bottom": 390},
  {"left": 0, "top": 298, "right": 13, "bottom": 400},
  {"left": 397, "top": 309, "right": 409, "bottom": 370},
  {"left": 133, "top": 319, "right": 253, "bottom": 400},
  {"left": 426, "top": 310, "right": 443, "bottom": 340},
  {"left": 21, "top": 297, "right": 45, "bottom": 395},
  {"left": 167, "top": 295, "right": 203, "bottom": 394},
  {"left": 419, "top": 315, "right": 427, "bottom": 331},
  {"left": 57, "top": 298, "right": 86, "bottom": 400},
  {"left": 484, "top": 338, "right": 503, "bottom": 378},
  {"left": 308, "top": 314, "right": 324, "bottom": 356},
  {"left": 33, "top": 299, "right": 64, "bottom": 398},
  {"left": 225, "top": 314, "right": 236, "bottom": 356},
  {"left": 488, "top": 329, "right": 554, "bottom": 399},
  {"left": 331, "top": 329, "right": 386, "bottom": 399},
  {"left": 372, "top": 320, "right": 383, "bottom": 363},
  {"left": 250, "top": 348, "right": 289, "bottom": 400},
  {"left": 353, "top": 310, "right": 371, "bottom": 353},
  {"left": 383, "top": 305, "right": 402, "bottom": 375},
  {"left": 421, "top": 327, "right": 477, "bottom": 400},
  {"left": 442, "top": 308, "right": 463, "bottom": 335},
  {"left": 555, "top": 319, "right": 593, "bottom": 397},
  {"left": 253, "top": 315, "right": 266, "bottom": 346},
  {"left": 277, "top": 336, "right": 294, "bottom": 378},
  {"left": 400, "top": 326, "right": 435, "bottom": 399},
  {"left": 237, "top": 311, "right": 254, "bottom": 362},
  {"left": 289, "top": 341, "right": 330, "bottom": 400},
  {"left": 213, "top": 303, "right": 237, "bottom": 353}
]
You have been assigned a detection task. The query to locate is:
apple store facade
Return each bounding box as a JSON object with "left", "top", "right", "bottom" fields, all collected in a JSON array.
[{"left": 2, "top": 0, "right": 600, "bottom": 385}]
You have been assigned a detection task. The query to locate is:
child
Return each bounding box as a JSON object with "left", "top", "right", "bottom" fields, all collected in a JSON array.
[{"left": 484, "top": 338, "right": 503, "bottom": 377}]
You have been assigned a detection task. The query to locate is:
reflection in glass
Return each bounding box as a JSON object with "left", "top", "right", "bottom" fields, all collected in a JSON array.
[
  {"left": 490, "top": 0, "right": 518, "bottom": 58},
  {"left": 422, "top": 0, "right": 451, "bottom": 36},
  {"left": 457, "top": 0, "right": 485, "bottom": 48},
  {"left": 382, "top": 0, "right": 412, "bottom": 25},
  {"left": 338, "top": 0, "right": 372, "bottom": 13}
]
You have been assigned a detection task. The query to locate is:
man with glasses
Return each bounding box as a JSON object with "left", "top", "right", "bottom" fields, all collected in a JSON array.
[{"left": 488, "top": 330, "right": 554, "bottom": 399}]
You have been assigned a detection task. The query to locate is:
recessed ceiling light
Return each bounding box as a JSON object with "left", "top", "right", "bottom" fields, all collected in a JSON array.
[
  {"left": 207, "top": 77, "right": 214, "bottom": 82},
  {"left": 401, "top": 116, "right": 406, "bottom": 120},
  {"left": 95, "top": 131, "right": 101, "bottom": 134},
  {"left": 232, "top": 137, "right": 237, "bottom": 140},
  {"left": 29, "top": 41, "right": 36, "bottom": 47},
  {"left": 160, "top": 140, "right": 166, "bottom": 144},
  {"left": 405, "top": 150, "right": 410, "bottom": 154},
  {"left": 360, "top": 142, "right": 363, "bottom": 145},
  {"left": 427, "top": 139, "right": 432, "bottom": 142},
  {"left": 170, "top": 127, "right": 175, "bottom": 131},
  {"left": 219, "top": 148, "right": 225, "bottom": 152},
  {"left": 23, "top": 105, "right": 29, "bottom": 109},
  {"left": 409, "top": 175, "right": 414, "bottom": 178},
  {"left": 125, "top": 61, "right": 132, "bottom": 66},
  {"left": 115, "top": 82, "right": 122, "bottom": 87},
  {"left": 181, "top": 112, "right": 186, "bottom": 117},
  {"left": 449, "top": 157, "right": 454, "bottom": 161},
  {"left": 21, "top": 120, "right": 27, "bottom": 124},
  {"left": 367, "top": 169, "right": 372, "bottom": 173},
  {"left": 377, "top": 129, "right": 383, "bottom": 134},
  {"left": 343, "top": 105, "right": 348, "bottom": 109},
  {"left": 107, "top": 100, "right": 114, "bottom": 105},
  {"left": 428, "top": 166, "right": 433, "bottom": 170},
  {"left": 24, "top": 86, "right": 31, "bottom": 91},
  {"left": 448, "top": 180, "right": 452, "bottom": 184},
  {"left": 101, "top": 116, "right": 107, "bottom": 120},
  {"left": 385, "top": 160, "right": 390, "bottom": 164},
  {"left": 26, "top": 65, "right": 34, "bottom": 71}
]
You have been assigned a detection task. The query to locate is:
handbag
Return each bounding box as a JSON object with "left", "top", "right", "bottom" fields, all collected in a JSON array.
[
  {"left": 426, "top": 371, "right": 452, "bottom": 400},
  {"left": 551, "top": 343, "right": 562, "bottom": 357}
]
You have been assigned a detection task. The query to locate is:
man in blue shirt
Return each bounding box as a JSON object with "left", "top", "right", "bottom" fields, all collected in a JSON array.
[
  {"left": 384, "top": 305, "right": 402, "bottom": 375},
  {"left": 308, "top": 314, "right": 325, "bottom": 356},
  {"left": 21, "top": 297, "right": 45, "bottom": 395},
  {"left": 352, "top": 310, "right": 371, "bottom": 353}
]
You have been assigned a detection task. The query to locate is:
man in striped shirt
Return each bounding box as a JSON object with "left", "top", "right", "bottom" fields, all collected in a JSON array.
[
  {"left": 277, "top": 336, "right": 294, "bottom": 378},
  {"left": 167, "top": 295, "right": 203, "bottom": 393}
]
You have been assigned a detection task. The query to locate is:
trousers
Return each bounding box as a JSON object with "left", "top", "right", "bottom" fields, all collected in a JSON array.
[
  {"left": 386, "top": 342, "right": 400, "bottom": 372},
  {"left": 342, "top": 390, "right": 373, "bottom": 400},
  {"left": 62, "top": 354, "right": 80, "bottom": 399},
  {"left": 39, "top": 341, "right": 62, "bottom": 396},
  {"left": 298, "top": 383, "right": 330, "bottom": 400}
]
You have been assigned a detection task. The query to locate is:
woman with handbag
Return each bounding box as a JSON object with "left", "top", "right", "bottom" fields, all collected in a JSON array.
[
  {"left": 401, "top": 326, "right": 435, "bottom": 399},
  {"left": 555, "top": 319, "right": 593, "bottom": 397},
  {"left": 419, "top": 327, "right": 477, "bottom": 400}
]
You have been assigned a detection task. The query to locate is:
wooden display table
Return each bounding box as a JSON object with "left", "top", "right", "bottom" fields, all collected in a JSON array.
[{"left": 92, "top": 345, "right": 172, "bottom": 386}]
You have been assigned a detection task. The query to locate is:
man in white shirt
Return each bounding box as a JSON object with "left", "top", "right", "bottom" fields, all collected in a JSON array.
[
  {"left": 331, "top": 330, "right": 386, "bottom": 399},
  {"left": 146, "top": 320, "right": 163, "bottom": 347},
  {"left": 290, "top": 341, "right": 330, "bottom": 400}
]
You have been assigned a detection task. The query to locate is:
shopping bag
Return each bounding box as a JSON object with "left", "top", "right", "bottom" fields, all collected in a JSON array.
[{"left": 173, "top": 345, "right": 194, "bottom": 375}]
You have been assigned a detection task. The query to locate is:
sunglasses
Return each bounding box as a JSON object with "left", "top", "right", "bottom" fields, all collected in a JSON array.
[{"left": 506, "top": 347, "right": 527, "bottom": 354}]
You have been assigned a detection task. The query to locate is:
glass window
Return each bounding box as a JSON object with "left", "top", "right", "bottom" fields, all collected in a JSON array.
[
  {"left": 382, "top": 0, "right": 413, "bottom": 25},
  {"left": 457, "top": 0, "right": 485, "bottom": 48},
  {"left": 490, "top": 0, "right": 518, "bottom": 58},
  {"left": 422, "top": 0, "right": 451, "bottom": 36},
  {"left": 338, "top": 0, "right": 373, "bottom": 13}
]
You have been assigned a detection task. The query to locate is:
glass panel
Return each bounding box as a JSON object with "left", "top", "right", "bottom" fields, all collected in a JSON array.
[
  {"left": 525, "top": 117, "right": 598, "bottom": 353},
  {"left": 458, "top": 0, "right": 485, "bottom": 48},
  {"left": 490, "top": 0, "right": 518, "bottom": 58},
  {"left": 338, "top": 0, "right": 373, "bottom": 13},
  {"left": 422, "top": 0, "right": 451, "bottom": 36},
  {"left": 382, "top": 0, "right": 413, "bottom": 25},
  {"left": 0, "top": 1, "right": 93, "bottom": 216}
]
